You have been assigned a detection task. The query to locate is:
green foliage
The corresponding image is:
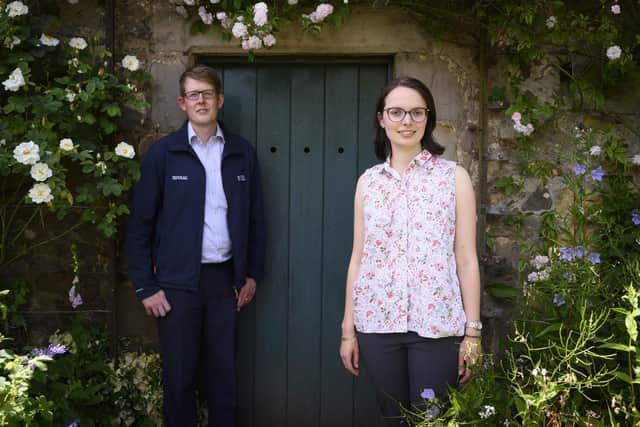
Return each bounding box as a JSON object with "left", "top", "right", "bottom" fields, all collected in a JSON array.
[
  {"left": 174, "top": 0, "right": 351, "bottom": 51},
  {"left": 0, "top": 2, "right": 148, "bottom": 267}
]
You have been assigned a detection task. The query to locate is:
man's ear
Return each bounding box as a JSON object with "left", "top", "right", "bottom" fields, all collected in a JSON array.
[
  {"left": 217, "top": 93, "right": 225, "bottom": 109},
  {"left": 178, "top": 96, "right": 187, "bottom": 112}
]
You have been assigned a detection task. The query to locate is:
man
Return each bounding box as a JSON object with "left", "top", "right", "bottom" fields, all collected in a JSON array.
[{"left": 126, "top": 64, "right": 265, "bottom": 427}]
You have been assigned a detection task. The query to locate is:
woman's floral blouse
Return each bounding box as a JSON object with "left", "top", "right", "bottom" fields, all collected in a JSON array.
[{"left": 353, "top": 150, "right": 466, "bottom": 338}]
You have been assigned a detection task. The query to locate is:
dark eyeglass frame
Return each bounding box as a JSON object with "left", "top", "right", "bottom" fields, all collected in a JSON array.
[
  {"left": 183, "top": 90, "right": 217, "bottom": 101},
  {"left": 383, "top": 107, "right": 429, "bottom": 123}
]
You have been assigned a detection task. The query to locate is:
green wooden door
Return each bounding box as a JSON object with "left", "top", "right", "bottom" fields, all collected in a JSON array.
[{"left": 205, "top": 58, "right": 389, "bottom": 427}]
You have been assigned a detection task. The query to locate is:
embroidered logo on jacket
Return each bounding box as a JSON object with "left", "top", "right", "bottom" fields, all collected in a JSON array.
[
  {"left": 237, "top": 175, "right": 246, "bottom": 182},
  {"left": 172, "top": 175, "right": 188, "bottom": 181}
]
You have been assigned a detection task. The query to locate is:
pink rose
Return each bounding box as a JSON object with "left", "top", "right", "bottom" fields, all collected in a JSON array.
[{"left": 511, "top": 112, "right": 522, "bottom": 122}]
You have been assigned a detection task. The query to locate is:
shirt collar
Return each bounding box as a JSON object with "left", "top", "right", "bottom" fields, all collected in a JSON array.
[
  {"left": 188, "top": 121, "right": 225, "bottom": 145},
  {"left": 381, "top": 149, "right": 433, "bottom": 176}
]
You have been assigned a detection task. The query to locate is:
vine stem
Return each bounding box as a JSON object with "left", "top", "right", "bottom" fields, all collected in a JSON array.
[{"left": 2, "top": 222, "right": 83, "bottom": 268}]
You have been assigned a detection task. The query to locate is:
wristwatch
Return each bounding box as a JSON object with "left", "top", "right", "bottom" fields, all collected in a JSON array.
[{"left": 466, "top": 320, "right": 483, "bottom": 331}]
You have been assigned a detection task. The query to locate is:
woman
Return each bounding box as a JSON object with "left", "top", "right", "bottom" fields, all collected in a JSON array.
[{"left": 339, "top": 76, "right": 481, "bottom": 424}]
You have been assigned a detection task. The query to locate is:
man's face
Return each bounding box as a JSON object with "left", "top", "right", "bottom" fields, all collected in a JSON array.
[{"left": 178, "top": 77, "right": 224, "bottom": 127}]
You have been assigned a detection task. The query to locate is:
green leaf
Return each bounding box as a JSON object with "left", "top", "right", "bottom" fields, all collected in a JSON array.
[
  {"left": 614, "top": 371, "right": 634, "bottom": 384},
  {"left": 534, "top": 323, "right": 561, "bottom": 339},
  {"left": 486, "top": 283, "right": 520, "bottom": 300},
  {"left": 599, "top": 342, "right": 636, "bottom": 353}
]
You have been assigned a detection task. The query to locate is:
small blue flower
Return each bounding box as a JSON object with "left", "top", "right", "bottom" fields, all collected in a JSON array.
[
  {"left": 588, "top": 252, "right": 601, "bottom": 264},
  {"left": 574, "top": 246, "right": 585, "bottom": 259},
  {"left": 559, "top": 247, "right": 574, "bottom": 262},
  {"left": 632, "top": 211, "right": 640, "bottom": 226},
  {"left": 573, "top": 163, "right": 586, "bottom": 175},
  {"left": 46, "top": 344, "right": 67, "bottom": 356},
  {"left": 426, "top": 406, "right": 440, "bottom": 420},
  {"left": 553, "top": 293, "right": 566, "bottom": 307},
  {"left": 420, "top": 388, "right": 436, "bottom": 401},
  {"left": 590, "top": 166, "right": 605, "bottom": 182}
]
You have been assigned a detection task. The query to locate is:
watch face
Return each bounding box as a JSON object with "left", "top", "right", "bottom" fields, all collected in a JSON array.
[{"left": 468, "top": 321, "right": 482, "bottom": 330}]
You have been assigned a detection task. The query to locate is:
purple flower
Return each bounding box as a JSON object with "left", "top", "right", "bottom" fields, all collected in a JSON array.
[
  {"left": 426, "top": 406, "right": 440, "bottom": 419},
  {"left": 553, "top": 293, "right": 566, "bottom": 307},
  {"left": 573, "top": 163, "right": 586, "bottom": 175},
  {"left": 68, "top": 285, "right": 83, "bottom": 309},
  {"left": 559, "top": 247, "right": 574, "bottom": 262},
  {"left": 47, "top": 343, "right": 67, "bottom": 356},
  {"left": 420, "top": 388, "right": 436, "bottom": 401},
  {"left": 588, "top": 252, "right": 601, "bottom": 264},
  {"left": 31, "top": 343, "right": 67, "bottom": 358},
  {"left": 590, "top": 166, "right": 605, "bottom": 182},
  {"left": 632, "top": 211, "right": 640, "bottom": 226},
  {"left": 574, "top": 246, "right": 585, "bottom": 259},
  {"left": 67, "top": 420, "right": 80, "bottom": 427}
]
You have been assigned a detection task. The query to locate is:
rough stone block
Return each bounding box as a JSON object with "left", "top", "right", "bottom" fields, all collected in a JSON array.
[{"left": 151, "top": 61, "right": 189, "bottom": 133}]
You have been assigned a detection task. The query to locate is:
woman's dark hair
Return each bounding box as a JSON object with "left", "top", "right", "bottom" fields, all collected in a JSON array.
[{"left": 373, "top": 76, "right": 445, "bottom": 161}]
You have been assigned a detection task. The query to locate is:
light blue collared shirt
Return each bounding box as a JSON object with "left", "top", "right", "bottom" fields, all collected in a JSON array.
[{"left": 188, "top": 121, "right": 232, "bottom": 263}]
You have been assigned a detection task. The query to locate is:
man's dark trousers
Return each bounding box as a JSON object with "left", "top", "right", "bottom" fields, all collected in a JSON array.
[{"left": 158, "top": 260, "right": 237, "bottom": 427}]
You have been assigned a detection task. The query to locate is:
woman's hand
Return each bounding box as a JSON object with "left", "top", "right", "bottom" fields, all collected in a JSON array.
[
  {"left": 340, "top": 335, "right": 360, "bottom": 376},
  {"left": 458, "top": 336, "right": 481, "bottom": 384}
]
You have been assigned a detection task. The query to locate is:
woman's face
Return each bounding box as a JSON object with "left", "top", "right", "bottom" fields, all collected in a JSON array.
[{"left": 377, "top": 86, "right": 428, "bottom": 154}]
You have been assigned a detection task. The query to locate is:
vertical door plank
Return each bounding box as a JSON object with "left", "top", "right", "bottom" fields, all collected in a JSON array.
[
  {"left": 320, "top": 65, "right": 359, "bottom": 427},
  {"left": 287, "top": 65, "right": 325, "bottom": 427},
  {"left": 219, "top": 65, "right": 258, "bottom": 427},
  {"left": 219, "top": 65, "right": 257, "bottom": 145},
  {"left": 353, "top": 64, "right": 389, "bottom": 427},
  {"left": 254, "top": 65, "right": 291, "bottom": 427}
]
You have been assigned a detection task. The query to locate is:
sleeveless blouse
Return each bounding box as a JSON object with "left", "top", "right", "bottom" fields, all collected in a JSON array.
[{"left": 353, "top": 150, "right": 466, "bottom": 338}]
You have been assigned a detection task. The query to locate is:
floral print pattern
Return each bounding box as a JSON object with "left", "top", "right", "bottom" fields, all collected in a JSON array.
[{"left": 353, "top": 150, "right": 466, "bottom": 338}]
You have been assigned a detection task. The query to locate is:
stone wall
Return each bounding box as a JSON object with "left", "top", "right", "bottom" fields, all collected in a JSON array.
[{"left": 21, "top": 1, "right": 639, "bottom": 356}]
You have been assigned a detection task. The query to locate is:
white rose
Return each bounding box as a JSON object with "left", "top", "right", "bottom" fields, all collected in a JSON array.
[
  {"left": 232, "top": 22, "right": 248, "bottom": 38},
  {"left": 253, "top": 9, "right": 267, "bottom": 26},
  {"left": 632, "top": 154, "right": 640, "bottom": 165},
  {"left": 216, "top": 11, "right": 227, "bottom": 20},
  {"left": 607, "top": 45, "right": 622, "bottom": 60},
  {"left": 28, "top": 183, "right": 54, "bottom": 204},
  {"left": 30, "top": 162, "right": 53, "bottom": 182},
  {"left": 121, "top": 55, "right": 140, "bottom": 71},
  {"left": 69, "top": 37, "right": 88, "bottom": 50},
  {"left": 309, "top": 3, "right": 333, "bottom": 22},
  {"left": 65, "top": 89, "right": 77, "bottom": 102},
  {"left": 59, "top": 138, "right": 75, "bottom": 151},
  {"left": 13, "top": 141, "right": 40, "bottom": 165},
  {"left": 3, "top": 67, "right": 26, "bottom": 92},
  {"left": 198, "top": 6, "right": 214, "bottom": 25},
  {"left": 4, "top": 36, "right": 21, "bottom": 49},
  {"left": 115, "top": 141, "right": 135, "bottom": 159},
  {"left": 39, "top": 34, "right": 60, "bottom": 47},
  {"left": 263, "top": 34, "right": 276, "bottom": 47},
  {"left": 545, "top": 16, "right": 556, "bottom": 29},
  {"left": 254, "top": 2, "right": 268, "bottom": 13},
  {"left": 611, "top": 4, "right": 621, "bottom": 14},
  {"left": 96, "top": 161, "right": 107, "bottom": 175},
  {"left": 589, "top": 146, "right": 601, "bottom": 156},
  {"left": 184, "top": 0, "right": 195, "bottom": 5},
  {"left": 246, "top": 35, "right": 263, "bottom": 50},
  {"left": 6, "top": 1, "right": 29, "bottom": 17}
]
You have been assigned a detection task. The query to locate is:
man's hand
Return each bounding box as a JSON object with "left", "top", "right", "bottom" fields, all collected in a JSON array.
[
  {"left": 236, "top": 277, "right": 256, "bottom": 312},
  {"left": 142, "top": 290, "right": 172, "bottom": 318}
]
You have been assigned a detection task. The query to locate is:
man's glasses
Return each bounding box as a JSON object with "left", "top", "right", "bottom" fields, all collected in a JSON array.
[
  {"left": 183, "top": 90, "right": 217, "bottom": 101},
  {"left": 384, "top": 107, "right": 429, "bottom": 123}
]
